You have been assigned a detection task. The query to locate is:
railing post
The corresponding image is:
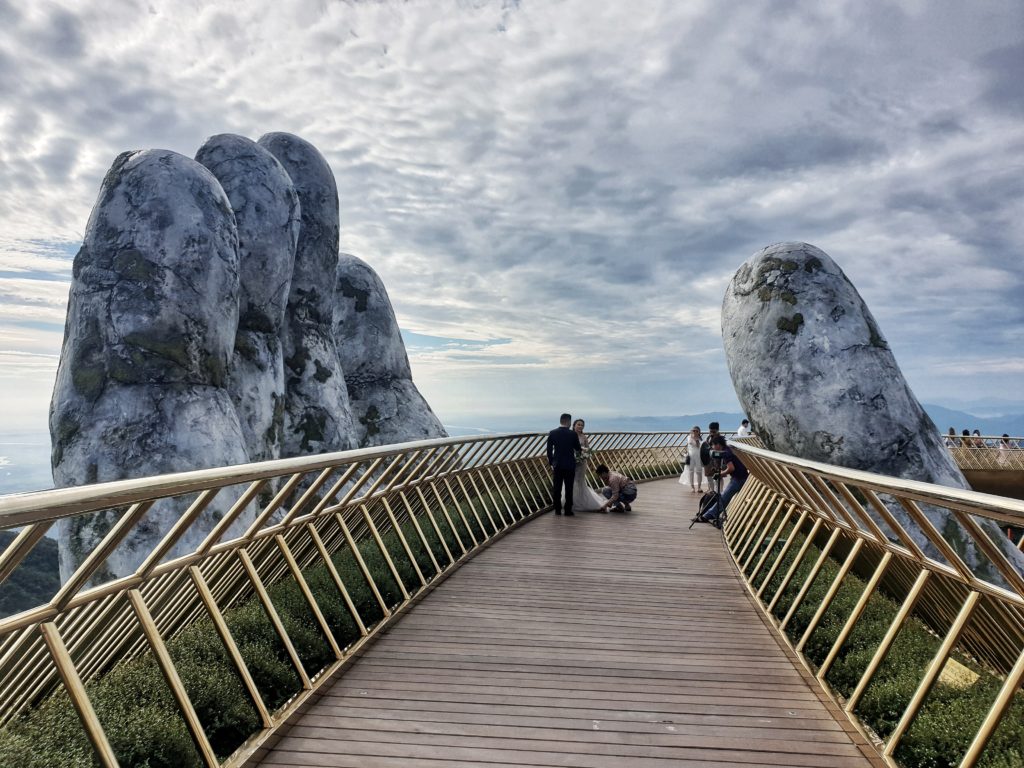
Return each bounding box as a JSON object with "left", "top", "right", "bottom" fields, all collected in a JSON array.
[
  {"left": 756, "top": 509, "right": 809, "bottom": 597},
  {"left": 333, "top": 511, "right": 392, "bottom": 617},
  {"left": 779, "top": 528, "right": 842, "bottom": 632},
  {"left": 237, "top": 549, "right": 312, "bottom": 689},
  {"left": 127, "top": 590, "right": 219, "bottom": 767},
  {"left": 883, "top": 590, "right": 980, "bottom": 757},
  {"left": 381, "top": 498, "right": 428, "bottom": 587},
  {"left": 306, "top": 523, "right": 368, "bottom": 636},
  {"left": 959, "top": 643, "right": 1024, "bottom": 767},
  {"left": 38, "top": 622, "right": 120, "bottom": 768},
  {"left": 795, "top": 538, "right": 864, "bottom": 652},
  {"left": 358, "top": 504, "right": 411, "bottom": 601},
  {"left": 748, "top": 503, "right": 795, "bottom": 583},
  {"left": 845, "top": 569, "right": 931, "bottom": 713},
  {"left": 188, "top": 566, "right": 274, "bottom": 727},
  {"left": 816, "top": 551, "right": 892, "bottom": 681},
  {"left": 766, "top": 518, "right": 823, "bottom": 613},
  {"left": 397, "top": 491, "right": 443, "bottom": 574}
]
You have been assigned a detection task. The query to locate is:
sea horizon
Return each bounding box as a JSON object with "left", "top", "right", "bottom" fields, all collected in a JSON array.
[{"left": 4, "top": 401, "right": 1024, "bottom": 497}]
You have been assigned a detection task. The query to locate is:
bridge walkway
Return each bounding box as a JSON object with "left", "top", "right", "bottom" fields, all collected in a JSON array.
[{"left": 254, "top": 478, "right": 882, "bottom": 768}]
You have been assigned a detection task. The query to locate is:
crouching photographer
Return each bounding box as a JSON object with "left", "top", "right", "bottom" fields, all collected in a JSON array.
[{"left": 699, "top": 434, "right": 748, "bottom": 528}]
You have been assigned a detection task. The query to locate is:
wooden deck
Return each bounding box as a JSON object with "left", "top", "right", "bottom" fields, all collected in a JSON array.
[{"left": 255, "top": 478, "right": 882, "bottom": 767}]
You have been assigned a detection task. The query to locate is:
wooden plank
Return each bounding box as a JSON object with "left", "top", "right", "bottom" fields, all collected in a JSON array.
[
  {"left": 257, "top": 478, "right": 875, "bottom": 768},
  {"left": 293, "top": 710, "right": 854, "bottom": 741},
  {"left": 280, "top": 723, "right": 868, "bottom": 759}
]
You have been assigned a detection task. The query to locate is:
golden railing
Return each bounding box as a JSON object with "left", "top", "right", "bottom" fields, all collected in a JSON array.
[
  {"left": 948, "top": 436, "right": 1024, "bottom": 472},
  {"left": 725, "top": 440, "right": 1024, "bottom": 768},
  {"left": 0, "top": 431, "right": 688, "bottom": 767}
]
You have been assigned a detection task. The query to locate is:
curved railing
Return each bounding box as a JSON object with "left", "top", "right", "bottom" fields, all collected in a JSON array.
[
  {"left": 725, "top": 440, "right": 1024, "bottom": 768},
  {"left": 947, "top": 435, "right": 1024, "bottom": 472},
  {"left": 0, "top": 431, "right": 688, "bottom": 767}
]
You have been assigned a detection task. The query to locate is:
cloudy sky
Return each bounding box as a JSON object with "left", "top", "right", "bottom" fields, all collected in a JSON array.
[{"left": 1, "top": 0, "right": 1022, "bottom": 435}]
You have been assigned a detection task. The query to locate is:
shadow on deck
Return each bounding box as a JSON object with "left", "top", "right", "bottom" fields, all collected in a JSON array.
[{"left": 251, "top": 478, "right": 882, "bottom": 768}]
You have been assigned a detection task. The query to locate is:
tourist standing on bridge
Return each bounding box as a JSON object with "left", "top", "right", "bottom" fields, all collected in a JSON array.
[
  {"left": 736, "top": 419, "right": 752, "bottom": 437},
  {"left": 571, "top": 419, "right": 607, "bottom": 512},
  {"left": 547, "top": 413, "right": 582, "bottom": 516},
  {"left": 678, "top": 426, "right": 704, "bottom": 493},
  {"left": 700, "top": 421, "right": 721, "bottom": 478},
  {"left": 700, "top": 434, "right": 748, "bottom": 528},
  {"left": 998, "top": 434, "right": 1012, "bottom": 466}
]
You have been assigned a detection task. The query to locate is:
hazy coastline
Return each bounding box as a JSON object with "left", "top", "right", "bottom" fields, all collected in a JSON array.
[{"left": 3, "top": 402, "right": 1023, "bottom": 496}]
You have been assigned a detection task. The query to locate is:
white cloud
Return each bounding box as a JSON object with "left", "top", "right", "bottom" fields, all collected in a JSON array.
[{"left": 0, "top": 0, "right": 1021, "bottom": 432}]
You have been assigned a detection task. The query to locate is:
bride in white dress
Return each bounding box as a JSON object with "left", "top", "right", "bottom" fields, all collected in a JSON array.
[
  {"left": 571, "top": 419, "right": 608, "bottom": 512},
  {"left": 678, "top": 426, "right": 704, "bottom": 493}
]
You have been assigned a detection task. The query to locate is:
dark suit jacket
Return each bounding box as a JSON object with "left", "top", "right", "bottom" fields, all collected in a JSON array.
[{"left": 547, "top": 426, "right": 582, "bottom": 470}]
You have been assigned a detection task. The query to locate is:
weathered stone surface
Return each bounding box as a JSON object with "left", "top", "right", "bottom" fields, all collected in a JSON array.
[
  {"left": 49, "top": 149, "right": 251, "bottom": 582},
  {"left": 723, "top": 242, "right": 964, "bottom": 486},
  {"left": 334, "top": 253, "right": 447, "bottom": 447},
  {"left": 258, "top": 132, "right": 355, "bottom": 456},
  {"left": 723, "top": 242, "right": 1024, "bottom": 579},
  {"left": 196, "top": 134, "right": 299, "bottom": 462}
]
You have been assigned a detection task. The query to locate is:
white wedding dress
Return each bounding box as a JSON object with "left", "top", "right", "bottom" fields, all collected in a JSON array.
[{"left": 572, "top": 435, "right": 607, "bottom": 512}]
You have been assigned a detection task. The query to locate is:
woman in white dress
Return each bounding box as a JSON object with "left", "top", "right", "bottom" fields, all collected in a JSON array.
[
  {"left": 571, "top": 419, "right": 607, "bottom": 512},
  {"left": 678, "top": 426, "right": 704, "bottom": 493}
]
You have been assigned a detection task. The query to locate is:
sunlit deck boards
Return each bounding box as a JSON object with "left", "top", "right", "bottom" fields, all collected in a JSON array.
[{"left": 255, "top": 478, "right": 881, "bottom": 768}]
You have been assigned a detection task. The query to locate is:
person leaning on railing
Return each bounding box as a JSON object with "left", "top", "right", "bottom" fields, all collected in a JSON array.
[{"left": 699, "top": 434, "right": 748, "bottom": 529}]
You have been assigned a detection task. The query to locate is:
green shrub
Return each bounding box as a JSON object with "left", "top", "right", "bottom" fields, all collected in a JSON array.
[
  {"left": 756, "top": 531, "right": 1024, "bottom": 768},
  {"left": 824, "top": 591, "right": 897, "bottom": 696},
  {"left": 168, "top": 621, "right": 261, "bottom": 757},
  {"left": 222, "top": 601, "right": 302, "bottom": 710}
]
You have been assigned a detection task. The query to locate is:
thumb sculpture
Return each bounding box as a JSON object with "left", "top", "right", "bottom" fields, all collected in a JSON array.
[
  {"left": 721, "top": 241, "right": 1019, "bottom": 578},
  {"left": 50, "top": 132, "right": 447, "bottom": 583},
  {"left": 334, "top": 253, "right": 446, "bottom": 446}
]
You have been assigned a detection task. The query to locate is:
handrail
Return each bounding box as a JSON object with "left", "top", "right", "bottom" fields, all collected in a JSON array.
[
  {"left": 940, "top": 434, "right": 1024, "bottom": 472},
  {"left": 725, "top": 438, "right": 1024, "bottom": 768},
  {"left": 944, "top": 435, "right": 1022, "bottom": 449},
  {"left": 0, "top": 430, "right": 689, "bottom": 767}
]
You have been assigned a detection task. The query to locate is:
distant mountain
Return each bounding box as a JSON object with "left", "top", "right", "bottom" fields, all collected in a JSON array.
[
  {"left": 580, "top": 412, "right": 746, "bottom": 433},
  {"left": 933, "top": 398, "right": 1024, "bottom": 418},
  {"left": 452, "top": 406, "right": 1024, "bottom": 439},
  {"left": 448, "top": 412, "right": 747, "bottom": 434},
  {"left": 0, "top": 531, "right": 59, "bottom": 618},
  {"left": 922, "top": 404, "right": 1024, "bottom": 437}
]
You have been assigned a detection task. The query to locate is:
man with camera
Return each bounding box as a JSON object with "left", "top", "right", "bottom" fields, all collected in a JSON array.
[{"left": 700, "top": 434, "right": 748, "bottom": 528}]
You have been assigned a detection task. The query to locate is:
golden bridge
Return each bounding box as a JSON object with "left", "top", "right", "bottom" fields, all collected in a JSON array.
[{"left": 0, "top": 433, "right": 1022, "bottom": 767}]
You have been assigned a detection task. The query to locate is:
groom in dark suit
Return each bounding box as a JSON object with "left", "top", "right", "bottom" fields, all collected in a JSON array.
[{"left": 547, "top": 413, "right": 582, "bottom": 516}]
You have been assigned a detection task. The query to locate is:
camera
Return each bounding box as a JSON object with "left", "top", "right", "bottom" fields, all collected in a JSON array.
[{"left": 710, "top": 449, "right": 725, "bottom": 458}]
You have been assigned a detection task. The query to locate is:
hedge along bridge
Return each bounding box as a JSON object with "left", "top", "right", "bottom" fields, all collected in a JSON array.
[{"left": 0, "top": 434, "right": 1020, "bottom": 766}]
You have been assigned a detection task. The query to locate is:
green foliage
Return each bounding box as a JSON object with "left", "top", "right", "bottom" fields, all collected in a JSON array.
[
  {"left": 0, "top": 653, "right": 203, "bottom": 768},
  {"left": 0, "top": 532, "right": 60, "bottom": 619},
  {"left": 759, "top": 525, "right": 1024, "bottom": 768},
  {"left": 0, "top": 480, "right": 535, "bottom": 767}
]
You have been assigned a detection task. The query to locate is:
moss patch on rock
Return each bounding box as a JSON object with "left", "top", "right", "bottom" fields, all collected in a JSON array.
[{"left": 777, "top": 313, "right": 804, "bottom": 334}]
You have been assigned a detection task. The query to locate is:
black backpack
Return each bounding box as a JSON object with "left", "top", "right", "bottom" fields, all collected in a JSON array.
[{"left": 699, "top": 439, "right": 711, "bottom": 466}]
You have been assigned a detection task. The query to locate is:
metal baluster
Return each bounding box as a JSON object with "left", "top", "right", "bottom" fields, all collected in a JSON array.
[
  {"left": 883, "top": 590, "right": 980, "bottom": 757},
  {"left": 845, "top": 569, "right": 931, "bottom": 713},
  {"left": 38, "top": 622, "right": 120, "bottom": 767}
]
